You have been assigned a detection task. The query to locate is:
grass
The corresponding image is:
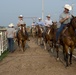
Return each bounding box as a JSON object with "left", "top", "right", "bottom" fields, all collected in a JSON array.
[{"left": 0, "top": 50, "right": 9, "bottom": 61}]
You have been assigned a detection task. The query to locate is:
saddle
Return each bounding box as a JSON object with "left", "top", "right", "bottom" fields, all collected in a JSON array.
[{"left": 57, "top": 24, "right": 69, "bottom": 43}]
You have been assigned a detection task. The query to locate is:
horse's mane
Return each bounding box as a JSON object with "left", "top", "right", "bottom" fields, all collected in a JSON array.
[{"left": 68, "top": 15, "right": 76, "bottom": 30}]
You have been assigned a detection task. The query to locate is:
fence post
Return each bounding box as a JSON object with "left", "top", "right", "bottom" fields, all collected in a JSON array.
[{"left": 0, "top": 29, "right": 7, "bottom": 56}]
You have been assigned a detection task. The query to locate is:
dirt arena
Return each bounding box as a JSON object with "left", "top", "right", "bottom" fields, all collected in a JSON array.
[{"left": 0, "top": 37, "right": 76, "bottom": 75}]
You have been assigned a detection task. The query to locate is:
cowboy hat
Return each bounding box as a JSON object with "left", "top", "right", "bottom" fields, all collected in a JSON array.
[
  {"left": 38, "top": 18, "right": 42, "bottom": 20},
  {"left": 18, "top": 15, "right": 23, "bottom": 18},
  {"left": 46, "top": 14, "right": 51, "bottom": 17},
  {"left": 8, "top": 23, "right": 14, "bottom": 27},
  {"left": 64, "top": 4, "right": 72, "bottom": 11}
]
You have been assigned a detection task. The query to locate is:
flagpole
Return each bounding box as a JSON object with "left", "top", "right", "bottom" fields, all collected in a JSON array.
[{"left": 42, "top": 0, "right": 44, "bottom": 21}]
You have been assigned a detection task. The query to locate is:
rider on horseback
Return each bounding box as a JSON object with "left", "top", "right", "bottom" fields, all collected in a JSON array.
[
  {"left": 17, "top": 15, "right": 30, "bottom": 41},
  {"left": 36, "top": 18, "right": 45, "bottom": 37},
  {"left": 45, "top": 14, "right": 53, "bottom": 32},
  {"left": 37, "top": 18, "right": 44, "bottom": 26},
  {"left": 56, "top": 4, "right": 72, "bottom": 44},
  {"left": 31, "top": 22, "right": 35, "bottom": 28}
]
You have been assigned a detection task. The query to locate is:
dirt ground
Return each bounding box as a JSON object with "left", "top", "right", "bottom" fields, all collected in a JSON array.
[{"left": 0, "top": 37, "right": 76, "bottom": 75}]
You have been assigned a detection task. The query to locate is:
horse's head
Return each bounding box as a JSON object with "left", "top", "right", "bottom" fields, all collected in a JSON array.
[
  {"left": 47, "top": 25, "right": 54, "bottom": 35},
  {"left": 71, "top": 16, "right": 76, "bottom": 29},
  {"left": 40, "top": 27, "right": 44, "bottom": 33},
  {"left": 20, "top": 24, "right": 26, "bottom": 34},
  {"left": 52, "top": 21, "right": 57, "bottom": 26}
]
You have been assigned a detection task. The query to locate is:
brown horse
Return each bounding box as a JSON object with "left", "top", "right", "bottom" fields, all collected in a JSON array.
[
  {"left": 35, "top": 25, "right": 44, "bottom": 45},
  {"left": 55, "top": 16, "right": 76, "bottom": 67},
  {"left": 31, "top": 26, "right": 36, "bottom": 38},
  {"left": 17, "top": 24, "right": 28, "bottom": 52},
  {"left": 44, "top": 22, "right": 57, "bottom": 50}
]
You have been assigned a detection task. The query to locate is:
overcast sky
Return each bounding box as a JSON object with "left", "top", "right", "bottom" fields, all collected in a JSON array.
[{"left": 0, "top": 0, "right": 76, "bottom": 26}]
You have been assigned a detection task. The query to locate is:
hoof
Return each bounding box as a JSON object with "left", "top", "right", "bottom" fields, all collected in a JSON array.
[
  {"left": 65, "top": 65, "right": 69, "bottom": 67},
  {"left": 57, "top": 58, "right": 59, "bottom": 61},
  {"left": 70, "top": 62, "right": 72, "bottom": 65},
  {"left": 45, "top": 48, "right": 47, "bottom": 50}
]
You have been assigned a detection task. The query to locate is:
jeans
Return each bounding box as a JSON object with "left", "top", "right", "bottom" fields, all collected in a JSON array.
[
  {"left": 56, "top": 24, "right": 66, "bottom": 41},
  {"left": 7, "top": 38, "right": 14, "bottom": 52}
]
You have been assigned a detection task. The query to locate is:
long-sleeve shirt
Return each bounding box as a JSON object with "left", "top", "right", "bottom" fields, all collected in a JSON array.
[
  {"left": 45, "top": 19, "right": 53, "bottom": 27},
  {"left": 36, "top": 21, "right": 45, "bottom": 26},
  {"left": 17, "top": 20, "right": 26, "bottom": 29}
]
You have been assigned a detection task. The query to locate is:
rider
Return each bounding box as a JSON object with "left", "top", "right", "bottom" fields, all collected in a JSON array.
[
  {"left": 31, "top": 22, "right": 36, "bottom": 28},
  {"left": 17, "top": 15, "right": 30, "bottom": 41},
  {"left": 45, "top": 14, "right": 53, "bottom": 31},
  {"left": 36, "top": 18, "right": 45, "bottom": 37},
  {"left": 37, "top": 18, "right": 45, "bottom": 26},
  {"left": 56, "top": 4, "right": 72, "bottom": 44}
]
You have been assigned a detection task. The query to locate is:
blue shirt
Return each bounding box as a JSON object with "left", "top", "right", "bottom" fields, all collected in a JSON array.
[{"left": 36, "top": 21, "right": 44, "bottom": 26}]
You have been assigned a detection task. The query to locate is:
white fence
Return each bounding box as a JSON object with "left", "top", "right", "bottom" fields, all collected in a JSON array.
[{"left": 0, "top": 29, "right": 8, "bottom": 56}]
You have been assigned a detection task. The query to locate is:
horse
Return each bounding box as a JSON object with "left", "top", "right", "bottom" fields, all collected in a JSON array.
[
  {"left": 35, "top": 25, "right": 44, "bottom": 45},
  {"left": 31, "top": 26, "right": 36, "bottom": 38},
  {"left": 17, "top": 24, "right": 28, "bottom": 52},
  {"left": 43, "top": 22, "right": 57, "bottom": 51},
  {"left": 55, "top": 16, "right": 76, "bottom": 67}
]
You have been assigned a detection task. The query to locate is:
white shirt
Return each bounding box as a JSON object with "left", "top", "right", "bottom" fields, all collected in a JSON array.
[
  {"left": 17, "top": 20, "right": 26, "bottom": 29},
  {"left": 32, "top": 23, "right": 35, "bottom": 27},
  {"left": 18, "top": 20, "right": 25, "bottom": 25},
  {"left": 45, "top": 19, "right": 53, "bottom": 27},
  {"left": 6, "top": 27, "right": 15, "bottom": 38}
]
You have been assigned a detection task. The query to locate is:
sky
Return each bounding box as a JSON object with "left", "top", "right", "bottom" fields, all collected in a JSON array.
[{"left": 0, "top": 0, "right": 76, "bottom": 26}]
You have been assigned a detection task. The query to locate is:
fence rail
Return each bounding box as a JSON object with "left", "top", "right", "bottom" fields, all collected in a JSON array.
[{"left": 0, "top": 29, "right": 8, "bottom": 56}]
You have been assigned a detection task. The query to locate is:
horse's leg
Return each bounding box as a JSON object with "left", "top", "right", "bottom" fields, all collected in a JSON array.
[
  {"left": 40, "top": 38, "right": 41, "bottom": 45},
  {"left": 17, "top": 38, "right": 19, "bottom": 46},
  {"left": 38, "top": 38, "right": 40, "bottom": 45},
  {"left": 22, "top": 40, "right": 26, "bottom": 52},
  {"left": 63, "top": 45, "right": 66, "bottom": 61},
  {"left": 22, "top": 41, "right": 24, "bottom": 51},
  {"left": 40, "top": 37, "right": 42, "bottom": 45},
  {"left": 53, "top": 40, "right": 56, "bottom": 53},
  {"left": 37, "top": 37, "right": 38, "bottom": 44},
  {"left": 69, "top": 50, "right": 72, "bottom": 65},
  {"left": 69, "top": 46, "right": 74, "bottom": 65},
  {"left": 63, "top": 51, "right": 68, "bottom": 67},
  {"left": 48, "top": 41, "right": 51, "bottom": 51},
  {"left": 20, "top": 40, "right": 24, "bottom": 52},
  {"left": 65, "top": 45, "right": 69, "bottom": 67},
  {"left": 51, "top": 40, "right": 54, "bottom": 53},
  {"left": 43, "top": 40, "right": 47, "bottom": 50},
  {"left": 56, "top": 45, "right": 59, "bottom": 60}
]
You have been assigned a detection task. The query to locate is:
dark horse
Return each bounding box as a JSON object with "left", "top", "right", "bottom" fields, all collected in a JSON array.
[
  {"left": 55, "top": 16, "right": 76, "bottom": 67},
  {"left": 17, "top": 24, "right": 28, "bottom": 52}
]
